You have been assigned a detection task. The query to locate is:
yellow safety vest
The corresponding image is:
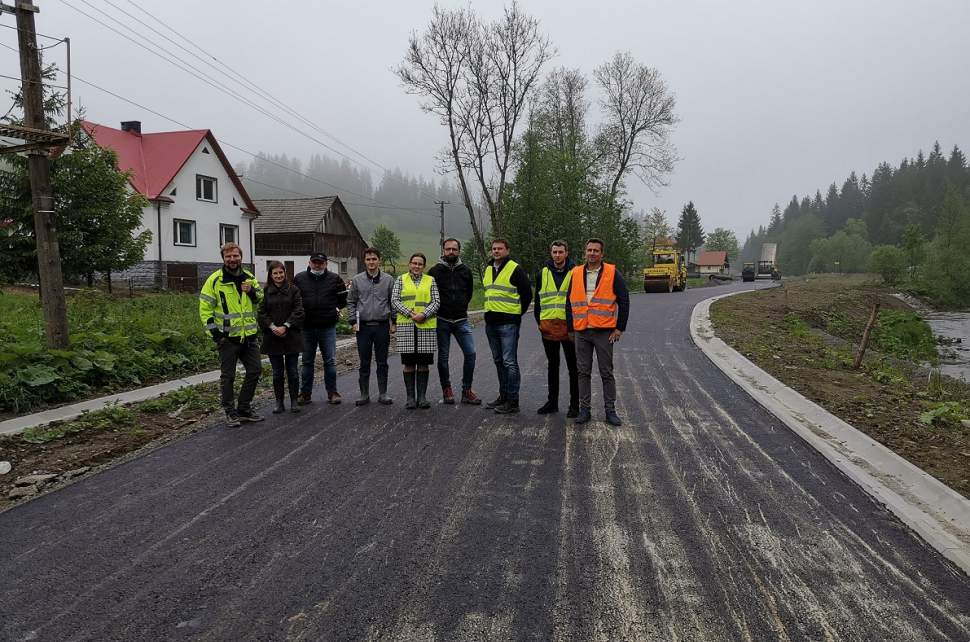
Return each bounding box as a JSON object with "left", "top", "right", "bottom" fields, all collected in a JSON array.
[
  {"left": 396, "top": 273, "right": 437, "bottom": 329},
  {"left": 538, "top": 266, "right": 572, "bottom": 321},
  {"left": 199, "top": 268, "right": 263, "bottom": 339},
  {"left": 484, "top": 259, "right": 521, "bottom": 314}
]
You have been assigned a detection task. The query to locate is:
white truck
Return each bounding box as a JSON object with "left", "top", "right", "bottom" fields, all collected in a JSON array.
[{"left": 756, "top": 243, "right": 780, "bottom": 280}]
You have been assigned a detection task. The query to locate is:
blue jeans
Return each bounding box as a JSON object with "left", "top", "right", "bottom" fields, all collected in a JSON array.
[
  {"left": 485, "top": 322, "right": 520, "bottom": 401},
  {"left": 301, "top": 325, "right": 337, "bottom": 395},
  {"left": 436, "top": 319, "right": 476, "bottom": 391}
]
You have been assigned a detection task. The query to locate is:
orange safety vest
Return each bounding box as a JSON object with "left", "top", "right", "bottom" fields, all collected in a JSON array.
[{"left": 568, "top": 263, "right": 619, "bottom": 330}]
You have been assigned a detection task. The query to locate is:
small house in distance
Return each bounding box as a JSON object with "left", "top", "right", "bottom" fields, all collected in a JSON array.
[
  {"left": 253, "top": 196, "right": 367, "bottom": 282},
  {"left": 696, "top": 250, "right": 730, "bottom": 276}
]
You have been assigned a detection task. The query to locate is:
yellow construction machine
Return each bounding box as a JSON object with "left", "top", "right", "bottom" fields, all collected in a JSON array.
[{"left": 643, "top": 245, "right": 688, "bottom": 293}]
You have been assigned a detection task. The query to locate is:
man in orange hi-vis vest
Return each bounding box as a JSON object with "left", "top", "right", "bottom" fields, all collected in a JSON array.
[{"left": 567, "top": 238, "right": 631, "bottom": 426}]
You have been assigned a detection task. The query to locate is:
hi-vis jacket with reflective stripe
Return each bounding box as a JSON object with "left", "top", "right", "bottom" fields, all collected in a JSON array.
[
  {"left": 483, "top": 259, "right": 521, "bottom": 314},
  {"left": 199, "top": 268, "right": 263, "bottom": 340},
  {"left": 537, "top": 266, "right": 572, "bottom": 321},
  {"left": 396, "top": 273, "right": 437, "bottom": 329},
  {"left": 568, "top": 263, "right": 618, "bottom": 330}
]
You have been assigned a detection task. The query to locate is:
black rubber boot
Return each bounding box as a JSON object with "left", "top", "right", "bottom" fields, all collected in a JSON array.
[
  {"left": 404, "top": 371, "right": 417, "bottom": 410},
  {"left": 377, "top": 371, "right": 392, "bottom": 404},
  {"left": 272, "top": 378, "right": 286, "bottom": 414},
  {"left": 416, "top": 370, "right": 431, "bottom": 409},
  {"left": 288, "top": 377, "right": 301, "bottom": 413},
  {"left": 356, "top": 377, "right": 370, "bottom": 406}
]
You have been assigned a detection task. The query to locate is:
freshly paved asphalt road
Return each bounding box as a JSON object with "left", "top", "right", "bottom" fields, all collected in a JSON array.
[{"left": 2, "top": 282, "right": 970, "bottom": 641}]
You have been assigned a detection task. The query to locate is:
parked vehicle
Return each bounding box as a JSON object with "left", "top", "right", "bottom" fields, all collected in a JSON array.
[{"left": 643, "top": 245, "right": 688, "bottom": 292}]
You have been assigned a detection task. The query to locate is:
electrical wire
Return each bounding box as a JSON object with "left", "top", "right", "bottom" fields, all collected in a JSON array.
[
  {"left": 0, "top": 72, "right": 68, "bottom": 89},
  {"left": 0, "top": 23, "right": 63, "bottom": 42},
  {"left": 69, "top": 73, "right": 439, "bottom": 216},
  {"left": 79, "top": 0, "right": 446, "bottom": 204}
]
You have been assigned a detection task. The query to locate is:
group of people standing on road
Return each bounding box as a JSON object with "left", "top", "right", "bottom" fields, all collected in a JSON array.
[{"left": 198, "top": 236, "right": 629, "bottom": 429}]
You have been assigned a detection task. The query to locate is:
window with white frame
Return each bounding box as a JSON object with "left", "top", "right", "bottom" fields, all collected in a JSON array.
[
  {"left": 220, "top": 224, "right": 239, "bottom": 246},
  {"left": 196, "top": 174, "right": 217, "bottom": 202},
  {"left": 174, "top": 219, "right": 196, "bottom": 246}
]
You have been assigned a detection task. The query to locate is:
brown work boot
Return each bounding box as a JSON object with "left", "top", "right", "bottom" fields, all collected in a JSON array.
[
  {"left": 328, "top": 391, "right": 342, "bottom": 405},
  {"left": 297, "top": 392, "right": 313, "bottom": 406},
  {"left": 461, "top": 388, "right": 482, "bottom": 405},
  {"left": 442, "top": 385, "right": 456, "bottom": 405}
]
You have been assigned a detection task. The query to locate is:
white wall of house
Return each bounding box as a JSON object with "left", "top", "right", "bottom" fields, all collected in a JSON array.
[
  {"left": 139, "top": 138, "right": 256, "bottom": 265},
  {"left": 698, "top": 264, "right": 725, "bottom": 275}
]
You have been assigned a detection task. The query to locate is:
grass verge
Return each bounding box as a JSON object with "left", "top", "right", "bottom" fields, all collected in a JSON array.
[{"left": 710, "top": 275, "right": 970, "bottom": 499}]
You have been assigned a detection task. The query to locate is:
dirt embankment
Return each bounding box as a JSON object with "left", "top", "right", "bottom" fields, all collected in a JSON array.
[{"left": 711, "top": 276, "right": 970, "bottom": 499}]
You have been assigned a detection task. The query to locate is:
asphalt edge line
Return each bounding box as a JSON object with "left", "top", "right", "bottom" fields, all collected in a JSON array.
[{"left": 690, "top": 290, "right": 970, "bottom": 577}]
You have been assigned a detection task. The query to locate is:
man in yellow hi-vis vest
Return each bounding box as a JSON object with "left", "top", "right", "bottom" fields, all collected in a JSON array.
[
  {"left": 483, "top": 238, "right": 532, "bottom": 414},
  {"left": 533, "top": 239, "right": 578, "bottom": 417},
  {"left": 199, "top": 242, "right": 264, "bottom": 428}
]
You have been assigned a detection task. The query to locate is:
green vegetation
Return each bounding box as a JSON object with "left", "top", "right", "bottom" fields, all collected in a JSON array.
[
  {"left": 20, "top": 402, "right": 135, "bottom": 444},
  {"left": 741, "top": 142, "right": 970, "bottom": 308},
  {"left": 0, "top": 290, "right": 217, "bottom": 413}
]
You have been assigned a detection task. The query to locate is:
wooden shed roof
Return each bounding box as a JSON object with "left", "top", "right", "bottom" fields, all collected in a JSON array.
[{"left": 253, "top": 196, "right": 340, "bottom": 233}]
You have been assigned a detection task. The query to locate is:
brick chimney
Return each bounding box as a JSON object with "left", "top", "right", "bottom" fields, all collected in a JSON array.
[{"left": 120, "top": 121, "right": 141, "bottom": 135}]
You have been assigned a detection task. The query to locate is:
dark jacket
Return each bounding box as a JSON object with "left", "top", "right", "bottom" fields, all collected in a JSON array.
[
  {"left": 483, "top": 257, "right": 533, "bottom": 326},
  {"left": 427, "top": 258, "right": 474, "bottom": 321},
  {"left": 258, "top": 282, "right": 305, "bottom": 355},
  {"left": 293, "top": 269, "right": 347, "bottom": 329},
  {"left": 566, "top": 263, "right": 631, "bottom": 332},
  {"left": 533, "top": 257, "right": 576, "bottom": 322}
]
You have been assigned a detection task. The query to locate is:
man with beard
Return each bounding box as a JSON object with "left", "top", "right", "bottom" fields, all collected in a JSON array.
[
  {"left": 427, "top": 238, "right": 481, "bottom": 405},
  {"left": 199, "top": 242, "right": 264, "bottom": 428}
]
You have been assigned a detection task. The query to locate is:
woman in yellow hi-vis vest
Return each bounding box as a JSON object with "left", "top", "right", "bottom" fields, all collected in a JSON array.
[{"left": 391, "top": 253, "right": 441, "bottom": 409}]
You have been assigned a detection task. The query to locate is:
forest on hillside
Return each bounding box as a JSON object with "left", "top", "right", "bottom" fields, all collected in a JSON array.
[{"left": 742, "top": 142, "right": 970, "bottom": 307}]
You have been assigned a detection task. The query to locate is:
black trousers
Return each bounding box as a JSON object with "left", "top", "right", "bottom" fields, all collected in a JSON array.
[
  {"left": 357, "top": 322, "right": 391, "bottom": 385},
  {"left": 269, "top": 353, "right": 299, "bottom": 399},
  {"left": 542, "top": 337, "right": 578, "bottom": 409},
  {"left": 218, "top": 338, "right": 262, "bottom": 413}
]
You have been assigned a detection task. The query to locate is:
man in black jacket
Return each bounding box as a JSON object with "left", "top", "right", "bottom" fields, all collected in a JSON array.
[
  {"left": 294, "top": 252, "right": 347, "bottom": 405},
  {"left": 427, "top": 238, "right": 481, "bottom": 405}
]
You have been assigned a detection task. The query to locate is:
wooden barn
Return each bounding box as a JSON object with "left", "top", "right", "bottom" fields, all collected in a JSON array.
[{"left": 253, "top": 196, "right": 368, "bottom": 282}]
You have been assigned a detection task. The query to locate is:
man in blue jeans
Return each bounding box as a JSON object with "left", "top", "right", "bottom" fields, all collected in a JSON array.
[
  {"left": 482, "top": 238, "right": 532, "bottom": 414},
  {"left": 427, "top": 238, "right": 482, "bottom": 405},
  {"left": 294, "top": 253, "right": 347, "bottom": 405}
]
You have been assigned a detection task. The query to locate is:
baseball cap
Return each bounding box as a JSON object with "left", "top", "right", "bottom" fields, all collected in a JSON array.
[{"left": 309, "top": 253, "right": 328, "bottom": 262}]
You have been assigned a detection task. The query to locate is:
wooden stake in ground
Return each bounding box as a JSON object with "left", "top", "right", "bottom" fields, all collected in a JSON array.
[
  {"left": 14, "top": 1, "right": 69, "bottom": 348},
  {"left": 854, "top": 302, "right": 881, "bottom": 369}
]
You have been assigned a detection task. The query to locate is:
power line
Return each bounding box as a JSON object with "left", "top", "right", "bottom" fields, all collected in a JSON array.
[
  {"left": 71, "top": 0, "right": 446, "bottom": 205},
  {"left": 0, "top": 22, "right": 63, "bottom": 42},
  {"left": 0, "top": 72, "right": 68, "bottom": 89},
  {"left": 113, "top": 0, "right": 386, "bottom": 174},
  {"left": 69, "top": 73, "right": 437, "bottom": 216},
  {"left": 64, "top": 0, "right": 394, "bottom": 184}
]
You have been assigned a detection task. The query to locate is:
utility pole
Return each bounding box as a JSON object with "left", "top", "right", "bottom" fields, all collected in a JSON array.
[
  {"left": 11, "top": 1, "right": 69, "bottom": 348},
  {"left": 434, "top": 200, "right": 449, "bottom": 249}
]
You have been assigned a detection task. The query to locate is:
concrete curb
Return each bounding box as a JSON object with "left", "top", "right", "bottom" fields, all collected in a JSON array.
[
  {"left": 690, "top": 290, "right": 970, "bottom": 576},
  {"left": 0, "top": 310, "right": 488, "bottom": 437}
]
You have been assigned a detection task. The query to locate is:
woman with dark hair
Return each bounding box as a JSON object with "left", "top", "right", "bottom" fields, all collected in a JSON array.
[
  {"left": 391, "top": 253, "right": 440, "bottom": 409},
  {"left": 258, "top": 261, "right": 305, "bottom": 414}
]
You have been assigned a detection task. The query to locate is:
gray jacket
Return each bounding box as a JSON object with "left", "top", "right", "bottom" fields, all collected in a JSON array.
[{"left": 346, "top": 270, "right": 395, "bottom": 323}]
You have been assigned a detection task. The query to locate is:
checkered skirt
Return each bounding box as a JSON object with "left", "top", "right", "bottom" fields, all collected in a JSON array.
[{"left": 392, "top": 274, "right": 441, "bottom": 355}]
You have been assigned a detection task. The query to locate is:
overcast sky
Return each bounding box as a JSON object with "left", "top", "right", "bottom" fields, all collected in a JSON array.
[{"left": 10, "top": 0, "right": 970, "bottom": 240}]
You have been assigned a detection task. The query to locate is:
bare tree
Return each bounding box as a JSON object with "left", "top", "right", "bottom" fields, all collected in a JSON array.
[
  {"left": 594, "top": 51, "right": 678, "bottom": 204},
  {"left": 397, "top": 2, "right": 553, "bottom": 262}
]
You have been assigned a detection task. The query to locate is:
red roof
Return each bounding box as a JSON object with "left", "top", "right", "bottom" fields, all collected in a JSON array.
[
  {"left": 697, "top": 250, "right": 728, "bottom": 266},
  {"left": 80, "top": 120, "right": 258, "bottom": 214}
]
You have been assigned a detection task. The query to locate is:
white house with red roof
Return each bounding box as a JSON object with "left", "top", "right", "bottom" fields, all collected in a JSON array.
[
  {"left": 696, "top": 250, "right": 730, "bottom": 275},
  {"left": 80, "top": 120, "right": 259, "bottom": 290}
]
